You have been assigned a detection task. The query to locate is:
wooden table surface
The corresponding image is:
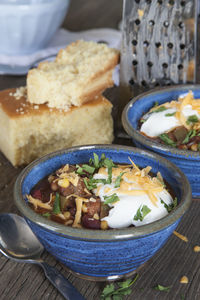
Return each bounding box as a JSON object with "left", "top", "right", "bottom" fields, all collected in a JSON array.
[{"left": 0, "top": 1, "right": 200, "bottom": 299}]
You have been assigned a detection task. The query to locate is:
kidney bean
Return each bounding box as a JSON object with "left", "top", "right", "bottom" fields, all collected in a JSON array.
[{"left": 82, "top": 214, "right": 100, "bottom": 229}]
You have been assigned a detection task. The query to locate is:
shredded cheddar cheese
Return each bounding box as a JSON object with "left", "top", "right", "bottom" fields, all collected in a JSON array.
[{"left": 173, "top": 231, "right": 188, "bottom": 242}]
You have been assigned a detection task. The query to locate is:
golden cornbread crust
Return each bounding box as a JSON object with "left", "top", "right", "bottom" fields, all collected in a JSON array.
[
  {"left": 0, "top": 88, "right": 114, "bottom": 166},
  {"left": 27, "top": 40, "right": 119, "bottom": 109}
]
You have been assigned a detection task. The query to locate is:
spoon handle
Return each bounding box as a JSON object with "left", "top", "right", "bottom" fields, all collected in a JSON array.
[{"left": 40, "top": 262, "right": 85, "bottom": 300}]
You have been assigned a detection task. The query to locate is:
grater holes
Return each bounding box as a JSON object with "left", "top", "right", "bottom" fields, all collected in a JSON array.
[
  {"left": 141, "top": 80, "right": 147, "bottom": 86},
  {"left": 149, "top": 20, "right": 155, "bottom": 26},
  {"left": 155, "top": 42, "right": 161, "bottom": 48},
  {"left": 168, "top": 0, "right": 174, "bottom": 5},
  {"left": 180, "top": 1, "right": 186, "bottom": 6},
  {"left": 178, "top": 64, "right": 183, "bottom": 70},
  {"left": 167, "top": 43, "right": 173, "bottom": 49},
  {"left": 135, "top": 0, "right": 140, "bottom": 3},
  {"left": 162, "top": 63, "right": 168, "bottom": 68},
  {"left": 163, "top": 21, "right": 169, "bottom": 28},
  {"left": 135, "top": 19, "right": 141, "bottom": 25},
  {"left": 180, "top": 44, "right": 185, "bottom": 49},
  {"left": 129, "top": 78, "right": 135, "bottom": 86},
  {"left": 132, "top": 60, "right": 138, "bottom": 66},
  {"left": 144, "top": 40, "right": 149, "bottom": 47},
  {"left": 146, "top": 0, "right": 151, "bottom": 4},
  {"left": 179, "top": 22, "right": 184, "bottom": 29},
  {"left": 147, "top": 61, "right": 153, "bottom": 67},
  {"left": 132, "top": 40, "right": 138, "bottom": 46},
  {"left": 157, "top": 0, "right": 163, "bottom": 4}
]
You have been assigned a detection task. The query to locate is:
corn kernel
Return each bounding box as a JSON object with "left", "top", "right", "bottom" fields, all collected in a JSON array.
[
  {"left": 180, "top": 276, "right": 188, "bottom": 284},
  {"left": 93, "top": 213, "right": 99, "bottom": 220},
  {"left": 82, "top": 203, "right": 88, "bottom": 213},
  {"left": 58, "top": 178, "right": 69, "bottom": 188},
  {"left": 63, "top": 211, "right": 71, "bottom": 219},
  {"left": 101, "top": 220, "right": 108, "bottom": 230}
]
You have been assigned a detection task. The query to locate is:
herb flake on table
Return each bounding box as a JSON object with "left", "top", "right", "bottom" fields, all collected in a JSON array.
[
  {"left": 154, "top": 284, "right": 171, "bottom": 292},
  {"left": 134, "top": 205, "right": 151, "bottom": 221},
  {"left": 101, "top": 274, "right": 139, "bottom": 300}
]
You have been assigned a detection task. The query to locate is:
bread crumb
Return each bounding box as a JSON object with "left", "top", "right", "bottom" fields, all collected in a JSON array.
[
  {"left": 173, "top": 231, "right": 188, "bottom": 242},
  {"left": 180, "top": 276, "right": 188, "bottom": 284},
  {"left": 34, "top": 105, "right": 39, "bottom": 109},
  {"left": 9, "top": 87, "right": 27, "bottom": 100},
  {"left": 193, "top": 245, "right": 200, "bottom": 252}
]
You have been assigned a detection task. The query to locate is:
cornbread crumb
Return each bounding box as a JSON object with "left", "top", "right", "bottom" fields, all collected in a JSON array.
[
  {"left": 27, "top": 40, "right": 119, "bottom": 109},
  {"left": 173, "top": 231, "right": 188, "bottom": 242},
  {"left": 180, "top": 276, "right": 189, "bottom": 284},
  {"left": 9, "top": 87, "right": 27, "bottom": 100},
  {"left": 193, "top": 245, "right": 200, "bottom": 252}
]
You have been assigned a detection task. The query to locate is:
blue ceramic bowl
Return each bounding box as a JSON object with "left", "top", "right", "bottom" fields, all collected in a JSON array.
[
  {"left": 0, "top": 0, "right": 70, "bottom": 55},
  {"left": 14, "top": 145, "right": 191, "bottom": 280},
  {"left": 122, "top": 85, "right": 200, "bottom": 198}
]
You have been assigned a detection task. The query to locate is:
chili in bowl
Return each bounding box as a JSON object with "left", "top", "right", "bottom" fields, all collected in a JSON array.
[
  {"left": 122, "top": 85, "right": 200, "bottom": 198},
  {"left": 14, "top": 145, "right": 191, "bottom": 280}
]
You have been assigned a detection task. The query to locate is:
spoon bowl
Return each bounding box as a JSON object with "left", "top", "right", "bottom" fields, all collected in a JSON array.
[{"left": 0, "top": 213, "right": 85, "bottom": 300}]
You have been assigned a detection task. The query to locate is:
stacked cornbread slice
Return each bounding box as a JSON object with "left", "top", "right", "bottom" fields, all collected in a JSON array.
[{"left": 0, "top": 41, "right": 119, "bottom": 166}]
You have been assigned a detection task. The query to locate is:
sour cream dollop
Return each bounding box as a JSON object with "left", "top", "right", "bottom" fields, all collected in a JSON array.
[
  {"left": 93, "top": 165, "right": 174, "bottom": 229},
  {"left": 140, "top": 91, "right": 200, "bottom": 138},
  {"left": 141, "top": 108, "right": 180, "bottom": 137}
]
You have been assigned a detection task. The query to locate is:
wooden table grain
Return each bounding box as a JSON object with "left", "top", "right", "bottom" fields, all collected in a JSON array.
[{"left": 0, "top": 1, "right": 200, "bottom": 299}]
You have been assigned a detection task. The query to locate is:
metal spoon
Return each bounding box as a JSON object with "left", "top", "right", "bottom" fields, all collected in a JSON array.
[{"left": 0, "top": 213, "right": 85, "bottom": 300}]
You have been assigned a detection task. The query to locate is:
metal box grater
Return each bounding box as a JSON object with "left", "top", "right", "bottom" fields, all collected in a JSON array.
[{"left": 120, "top": 0, "right": 199, "bottom": 99}]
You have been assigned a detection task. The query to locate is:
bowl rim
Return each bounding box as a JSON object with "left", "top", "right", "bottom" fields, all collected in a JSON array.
[
  {"left": 122, "top": 84, "right": 200, "bottom": 159},
  {"left": 14, "top": 144, "right": 191, "bottom": 241}
]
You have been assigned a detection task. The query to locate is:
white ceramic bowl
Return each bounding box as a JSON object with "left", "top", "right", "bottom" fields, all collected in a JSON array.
[{"left": 0, "top": 0, "right": 70, "bottom": 55}]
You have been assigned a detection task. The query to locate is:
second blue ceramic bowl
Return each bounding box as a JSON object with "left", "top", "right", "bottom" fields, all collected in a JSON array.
[
  {"left": 122, "top": 85, "right": 200, "bottom": 198},
  {"left": 14, "top": 145, "right": 191, "bottom": 280}
]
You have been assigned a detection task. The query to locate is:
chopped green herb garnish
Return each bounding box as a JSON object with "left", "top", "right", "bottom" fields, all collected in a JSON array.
[
  {"left": 165, "top": 112, "right": 176, "bottom": 117},
  {"left": 104, "top": 193, "right": 120, "bottom": 205},
  {"left": 83, "top": 178, "right": 97, "bottom": 190},
  {"left": 140, "top": 119, "right": 146, "bottom": 123},
  {"left": 159, "top": 133, "right": 176, "bottom": 146},
  {"left": 182, "top": 129, "right": 196, "bottom": 144},
  {"left": 76, "top": 165, "right": 85, "bottom": 175},
  {"left": 76, "top": 164, "right": 95, "bottom": 175},
  {"left": 101, "top": 274, "right": 138, "bottom": 300},
  {"left": 186, "top": 114, "right": 199, "bottom": 125},
  {"left": 154, "top": 284, "right": 171, "bottom": 292},
  {"left": 154, "top": 101, "right": 159, "bottom": 107},
  {"left": 153, "top": 106, "right": 167, "bottom": 113},
  {"left": 160, "top": 197, "right": 177, "bottom": 213},
  {"left": 198, "top": 143, "right": 200, "bottom": 151},
  {"left": 114, "top": 172, "right": 126, "bottom": 188},
  {"left": 82, "top": 164, "right": 95, "bottom": 174},
  {"left": 53, "top": 192, "right": 61, "bottom": 214},
  {"left": 134, "top": 205, "right": 151, "bottom": 221},
  {"left": 42, "top": 212, "right": 51, "bottom": 218}
]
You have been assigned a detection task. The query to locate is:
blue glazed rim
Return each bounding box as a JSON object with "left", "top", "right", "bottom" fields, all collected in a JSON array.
[
  {"left": 122, "top": 84, "right": 200, "bottom": 160},
  {"left": 14, "top": 144, "right": 191, "bottom": 241}
]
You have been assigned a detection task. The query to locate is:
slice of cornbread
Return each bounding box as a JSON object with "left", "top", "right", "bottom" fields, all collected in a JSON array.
[
  {"left": 0, "top": 87, "right": 114, "bottom": 166},
  {"left": 27, "top": 40, "right": 119, "bottom": 110}
]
